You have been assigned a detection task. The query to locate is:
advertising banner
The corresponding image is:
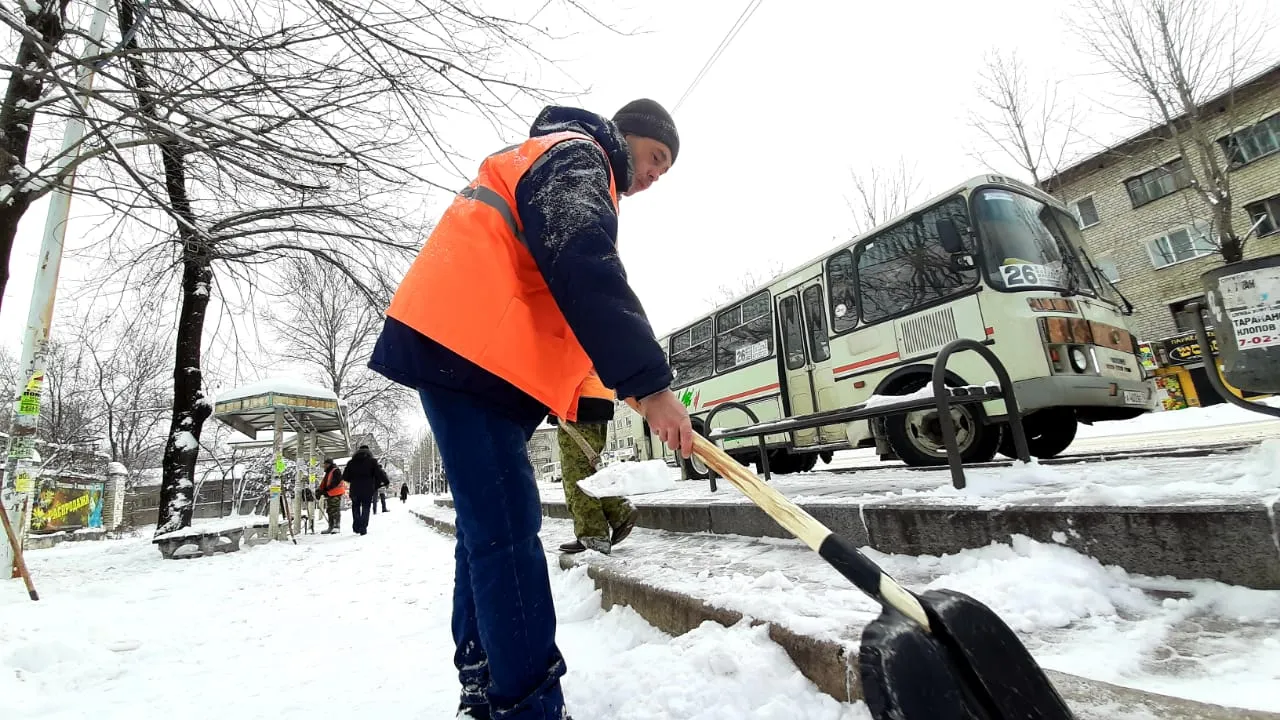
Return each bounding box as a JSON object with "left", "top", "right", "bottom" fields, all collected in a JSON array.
[{"left": 30, "top": 479, "right": 105, "bottom": 534}]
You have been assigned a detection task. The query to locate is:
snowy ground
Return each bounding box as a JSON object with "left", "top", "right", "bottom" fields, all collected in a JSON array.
[
  {"left": 413, "top": 499, "right": 1280, "bottom": 714},
  {"left": 0, "top": 508, "right": 866, "bottom": 720}
]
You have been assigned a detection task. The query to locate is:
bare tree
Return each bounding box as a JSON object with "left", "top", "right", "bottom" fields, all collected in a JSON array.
[
  {"left": 846, "top": 159, "right": 926, "bottom": 234},
  {"left": 0, "top": 0, "right": 619, "bottom": 535},
  {"left": 0, "top": 0, "right": 81, "bottom": 315},
  {"left": 266, "top": 256, "right": 413, "bottom": 448},
  {"left": 703, "top": 259, "right": 786, "bottom": 308},
  {"left": 969, "top": 49, "right": 1084, "bottom": 189},
  {"left": 82, "top": 322, "right": 171, "bottom": 472},
  {"left": 1071, "top": 0, "right": 1269, "bottom": 263}
]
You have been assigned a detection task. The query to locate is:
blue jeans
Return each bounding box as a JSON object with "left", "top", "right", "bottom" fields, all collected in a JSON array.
[{"left": 419, "top": 388, "right": 566, "bottom": 720}]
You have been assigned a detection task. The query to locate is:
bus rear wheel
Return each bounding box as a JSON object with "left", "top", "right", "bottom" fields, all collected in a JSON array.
[
  {"left": 884, "top": 385, "right": 999, "bottom": 466},
  {"left": 998, "top": 408, "right": 1078, "bottom": 459}
]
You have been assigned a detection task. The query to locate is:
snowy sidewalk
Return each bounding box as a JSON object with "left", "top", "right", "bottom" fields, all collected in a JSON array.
[
  {"left": 0, "top": 507, "right": 867, "bottom": 720},
  {"left": 410, "top": 498, "right": 1280, "bottom": 717}
]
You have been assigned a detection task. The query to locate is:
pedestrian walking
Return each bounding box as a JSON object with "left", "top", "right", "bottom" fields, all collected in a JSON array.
[
  {"left": 316, "top": 458, "right": 345, "bottom": 534},
  {"left": 399, "top": 482, "right": 409, "bottom": 503},
  {"left": 343, "top": 445, "right": 390, "bottom": 535},
  {"left": 370, "top": 99, "right": 693, "bottom": 720}
]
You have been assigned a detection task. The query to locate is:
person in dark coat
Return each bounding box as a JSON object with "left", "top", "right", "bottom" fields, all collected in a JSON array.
[
  {"left": 369, "top": 100, "right": 693, "bottom": 720},
  {"left": 343, "top": 445, "right": 389, "bottom": 535},
  {"left": 399, "top": 483, "right": 409, "bottom": 503}
]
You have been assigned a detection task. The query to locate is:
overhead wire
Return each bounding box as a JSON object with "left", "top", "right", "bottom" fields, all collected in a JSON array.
[{"left": 672, "top": 0, "right": 766, "bottom": 114}]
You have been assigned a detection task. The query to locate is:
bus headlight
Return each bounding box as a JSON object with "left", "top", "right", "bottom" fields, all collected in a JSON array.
[{"left": 1068, "top": 346, "right": 1090, "bottom": 373}]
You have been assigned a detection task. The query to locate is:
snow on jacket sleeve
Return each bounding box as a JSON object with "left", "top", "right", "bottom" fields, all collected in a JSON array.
[{"left": 515, "top": 139, "right": 673, "bottom": 401}]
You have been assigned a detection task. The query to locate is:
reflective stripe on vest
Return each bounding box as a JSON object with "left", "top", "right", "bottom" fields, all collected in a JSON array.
[{"left": 385, "top": 131, "right": 619, "bottom": 421}]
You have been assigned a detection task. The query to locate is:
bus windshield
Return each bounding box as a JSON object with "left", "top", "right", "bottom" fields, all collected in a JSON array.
[{"left": 973, "top": 188, "right": 1100, "bottom": 297}]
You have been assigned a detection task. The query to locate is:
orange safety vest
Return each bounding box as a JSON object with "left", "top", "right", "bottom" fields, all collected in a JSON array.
[
  {"left": 321, "top": 467, "right": 345, "bottom": 497},
  {"left": 386, "top": 131, "right": 619, "bottom": 422}
]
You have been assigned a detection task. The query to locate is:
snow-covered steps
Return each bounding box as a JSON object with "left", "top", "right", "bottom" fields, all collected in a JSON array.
[
  {"left": 473, "top": 441, "right": 1280, "bottom": 589},
  {"left": 409, "top": 501, "right": 1280, "bottom": 718}
]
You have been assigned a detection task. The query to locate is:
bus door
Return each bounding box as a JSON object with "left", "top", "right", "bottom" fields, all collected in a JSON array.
[{"left": 778, "top": 280, "right": 845, "bottom": 447}]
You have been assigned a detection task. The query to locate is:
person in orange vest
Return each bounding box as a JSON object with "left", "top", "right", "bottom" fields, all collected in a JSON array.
[
  {"left": 316, "top": 458, "right": 345, "bottom": 534},
  {"left": 369, "top": 99, "right": 693, "bottom": 720}
]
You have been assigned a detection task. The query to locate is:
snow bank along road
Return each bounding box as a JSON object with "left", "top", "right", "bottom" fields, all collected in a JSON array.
[
  {"left": 412, "top": 499, "right": 1280, "bottom": 717},
  {"left": 0, "top": 508, "right": 869, "bottom": 720}
]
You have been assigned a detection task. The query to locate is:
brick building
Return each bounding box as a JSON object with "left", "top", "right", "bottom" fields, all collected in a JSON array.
[{"left": 1042, "top": 62, "right": 1280, "bottom": 346}]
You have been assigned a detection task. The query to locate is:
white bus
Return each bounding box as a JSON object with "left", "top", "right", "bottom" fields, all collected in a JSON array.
[{"left": 616, "top": 174, "right": 1156, "bottom": 477}]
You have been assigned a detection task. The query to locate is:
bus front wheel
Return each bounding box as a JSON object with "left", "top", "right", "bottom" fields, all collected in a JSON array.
[
  {"left": 998, "top": 408, "right": 1078, "bottom": 459},
  {"left": 884, "top": 395, "right": 1000, "bottom": 467}
]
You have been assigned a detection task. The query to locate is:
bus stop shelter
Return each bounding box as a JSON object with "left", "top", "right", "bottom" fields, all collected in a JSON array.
[{"left": 213, "top": 378, "right": 350, "bottom": 540}]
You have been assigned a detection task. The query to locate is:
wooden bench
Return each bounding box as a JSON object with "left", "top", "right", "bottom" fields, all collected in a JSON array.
[{"left": 153, "top": 518, "right": 271, "bottom": 559}]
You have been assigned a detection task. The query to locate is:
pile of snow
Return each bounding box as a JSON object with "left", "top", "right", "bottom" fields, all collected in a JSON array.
[
  {"left": 578, "top": 459, "right": 676, "bottom": 498},
  {"left": 1, "top": 508, "right": 866, "bottom": 720},
  {"left": 151, "top": 513, "right": 267, "bottom": 541},
  {"left": 1076, "top": 396, "right": 1280, "bottom": 439},
  {"left": 214, "top": 376, "right": 339, "bottom": 404}
]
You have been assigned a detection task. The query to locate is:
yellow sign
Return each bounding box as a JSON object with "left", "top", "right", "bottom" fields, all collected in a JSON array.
[
  {"left": 15, "top": 472, "right": 33, "bottom": 493},
  {"left": 17, "top": 371, "right": 43, "bottom": 416}
]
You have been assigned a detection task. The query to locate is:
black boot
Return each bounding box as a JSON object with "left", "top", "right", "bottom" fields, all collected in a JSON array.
[
  {"left": 559, "top": 539, "right": 586, "bottom": 554},
  {"left": 457, "top": 703, "right": 491, "bottom": 720}
]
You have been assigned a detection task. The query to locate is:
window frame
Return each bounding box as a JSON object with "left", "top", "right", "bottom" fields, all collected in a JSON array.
[
  {"left": 824, "top": 249, "right": 858, "bottom": 335},
  {"left": 1070, "top": 194, "right": 1101, "bottom": 229},
  {"left": 1218, "top": 112, "right": 1280, "bottom": 169},
  {"left": 1243, "top": 195, "right": 1280, "bottom": 238},
  {"left": 712, "top": 290, "right": 776, "bottom": 375},
  {"left": 1094, "top": 257, "right": 1121, "bottom": 284},
  {"left": 667, "top": 316, "right": 716, "bottom": 389},
  {"left": 1124, "top": 158, "right": 1192, "bottom": 209},
  {"left": 851, "top": 194, "right": 980, "bottom": 327},
  {"left": 1145, "top": 224, "right": 1217, "bottom": 270}
]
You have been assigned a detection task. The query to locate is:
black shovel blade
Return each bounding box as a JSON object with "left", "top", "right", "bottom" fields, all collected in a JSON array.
[{"left": 859, "top": 589, "right": 1074, "bottom": 720}]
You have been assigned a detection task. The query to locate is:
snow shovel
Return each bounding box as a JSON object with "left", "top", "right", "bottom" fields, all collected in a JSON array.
[
  {"left": 1, "top": 499, "right": 39, "bottom": 601},
  {"left": 627, "top": 402, "right": 1072, "bottom": 719}
]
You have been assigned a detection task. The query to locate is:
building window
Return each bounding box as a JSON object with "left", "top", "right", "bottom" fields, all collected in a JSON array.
[
  {"left": 1244, "top": 195, "right": 1280, "bottom": 238},
  {"left": 1094, "top": 257, "right": 1120, "bottom": 283},
  {"left": 1124, "top": 158, "right": 1192, "bottom": 208},
  {"left": 714, "top": 291, "right": 773, "bottom": 373},
  {"left": 1169, "top": 296, "right": 1209, "bottom": 333},
  {"left": 1070, "top": 196, "right": 1100, "bottom": 228},
  {"left": 1219, "top": 113, "right": 1280, "bottom": 168},
  {"left": 1146, "top": 225, "right": 1216, "bottom": 268}
]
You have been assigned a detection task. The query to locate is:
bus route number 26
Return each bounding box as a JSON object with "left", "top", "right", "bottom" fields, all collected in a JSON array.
[{"left": 1001, "top": 263, "right": 1041, "bottom": 287}]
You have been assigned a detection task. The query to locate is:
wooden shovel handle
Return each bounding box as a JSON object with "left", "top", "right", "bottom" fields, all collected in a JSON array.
[
  {"left": 1, "top": 500, "right": 39, "bottom": 601},
  {"left": 626, "top": 396, "right": 929, "bottom": 629}
]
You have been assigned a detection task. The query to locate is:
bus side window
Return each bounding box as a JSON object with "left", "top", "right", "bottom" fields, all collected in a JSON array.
[
  {"left": 669, "top": 319, "right": 714, "bottom": 386},
  {"left": 715, "top": 291, "right": 773, "bottom": 373},
  {"left": 826, "top": 250, "right": 857, "bottom": 332}
]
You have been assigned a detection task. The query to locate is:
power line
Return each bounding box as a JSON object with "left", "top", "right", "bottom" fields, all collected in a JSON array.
[{"left": 672, "top": 0, "right": 765, "bottom": 114}]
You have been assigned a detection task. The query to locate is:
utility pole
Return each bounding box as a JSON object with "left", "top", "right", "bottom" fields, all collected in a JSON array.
[{"left": 2, "top": 0, "right": 114, "bottom": 578}]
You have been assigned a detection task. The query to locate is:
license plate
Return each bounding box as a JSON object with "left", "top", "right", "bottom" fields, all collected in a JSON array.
[{"left": 1122, "top": 390, "right": 1146, "bottom": 406}]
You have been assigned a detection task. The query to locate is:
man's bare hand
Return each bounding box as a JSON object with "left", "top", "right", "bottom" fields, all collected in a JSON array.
[{"left": 639, "top": 390, "right": 694, "bottom": 459}]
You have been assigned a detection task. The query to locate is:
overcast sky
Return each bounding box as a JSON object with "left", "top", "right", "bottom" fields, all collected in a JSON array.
[{"left": 1, "top": 0, "right": 1276, "bottom": 433}]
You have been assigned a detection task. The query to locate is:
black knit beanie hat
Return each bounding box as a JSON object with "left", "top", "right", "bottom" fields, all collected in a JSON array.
[{"left": 613, "top": 99, "right": 679, "bottom": 164}]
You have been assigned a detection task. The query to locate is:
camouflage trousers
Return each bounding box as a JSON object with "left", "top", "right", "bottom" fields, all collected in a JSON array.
[
  {"left": 558, "top": 421, "right": 635, "bottom": 543},
  {"left": 325, "top": 496, "right": 341, "bottom": 530}
]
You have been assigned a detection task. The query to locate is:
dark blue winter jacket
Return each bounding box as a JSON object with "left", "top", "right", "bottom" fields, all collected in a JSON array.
[{"left": 368, "top": 106, "right": 673, "bottom": 425}]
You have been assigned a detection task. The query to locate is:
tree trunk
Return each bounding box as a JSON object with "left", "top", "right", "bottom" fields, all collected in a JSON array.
[
  {"left": 0, "top": 0, "right": 70, "bottom": 314},
  {"left": 112, "top": 0, "right": 211, "bottom": 535}
]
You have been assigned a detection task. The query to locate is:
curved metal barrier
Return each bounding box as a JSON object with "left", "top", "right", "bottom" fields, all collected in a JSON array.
[{"left": 701, "top": 338, "right": 1032, "bottom": 490}]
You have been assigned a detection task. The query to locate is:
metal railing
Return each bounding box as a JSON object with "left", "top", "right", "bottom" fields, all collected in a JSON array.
[{"left": 699, "top": 338, "right": 1031, "bottom": 490}]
